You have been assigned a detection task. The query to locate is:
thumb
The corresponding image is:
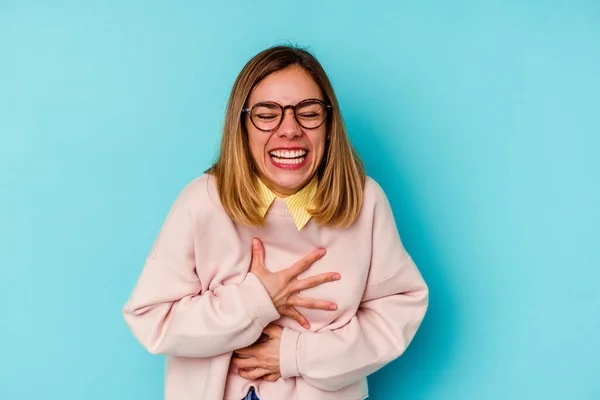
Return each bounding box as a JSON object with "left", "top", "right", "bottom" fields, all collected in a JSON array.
[
  {"left": 263, "top": 324, "right": 283, "bottom": 338},
  {"left": 250, "top": 238, "right": 265, "bottom": 273}
]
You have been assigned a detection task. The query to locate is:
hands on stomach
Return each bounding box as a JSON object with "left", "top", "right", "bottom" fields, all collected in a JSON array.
[{"left": 249, "top": 237, "right": 340, "bottom": 329}]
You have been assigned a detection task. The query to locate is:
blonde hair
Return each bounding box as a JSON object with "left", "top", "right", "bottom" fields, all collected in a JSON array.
[{"left": 207, "top": 45, "right": 365, "bottom": 228}]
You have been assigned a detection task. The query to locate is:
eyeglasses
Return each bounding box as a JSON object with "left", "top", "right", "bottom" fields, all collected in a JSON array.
[{"left": 242, "top": 98, "right": 331, "bottom": 132}]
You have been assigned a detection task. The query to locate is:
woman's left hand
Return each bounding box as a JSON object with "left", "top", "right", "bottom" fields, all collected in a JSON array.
[{"left": 232, "top": 324, "right": 283, "bottom": 382}]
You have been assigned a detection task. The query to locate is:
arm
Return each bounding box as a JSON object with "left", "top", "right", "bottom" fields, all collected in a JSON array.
[
  {"left": 122, "top": 180, "right": 280, "bottom": 358},
  {"left": 278, "top": 184, "right": 429, "bottom": 391}
]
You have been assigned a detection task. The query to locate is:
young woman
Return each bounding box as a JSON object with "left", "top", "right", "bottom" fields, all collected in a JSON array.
[{"left": 123, "top": 45, "right": 428, "bottom": 400}]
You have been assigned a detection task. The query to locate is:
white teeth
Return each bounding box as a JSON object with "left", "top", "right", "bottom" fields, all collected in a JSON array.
[
  {"left": 269, "top": 149, "right": 307, "bottom": 158},
  {"left": 272, "top": 156, "right": 305, "bottom": 165}
]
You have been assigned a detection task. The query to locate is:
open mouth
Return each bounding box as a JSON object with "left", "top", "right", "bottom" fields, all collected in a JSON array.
[{"left": 268, "top": 149, "right": 308, "bottom": 165}]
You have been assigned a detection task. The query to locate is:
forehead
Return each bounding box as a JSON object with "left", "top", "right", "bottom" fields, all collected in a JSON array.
[{"left": 248, "top": 67, "right": 323, "bottom": 105}]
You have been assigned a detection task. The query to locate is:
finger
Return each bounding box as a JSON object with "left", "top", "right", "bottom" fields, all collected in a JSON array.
[
  {"left": 292, "top": 272, "right": 340, "bottom": 292},
  {"left": 282, "top": 306, "right": 310, "bottom": 329},
  {"left": 284, "top": 248, "right": 326, "bottom": 280},
  {"left": 288, "top": 294, "right": 338, "bottom": 311},
  {"left": 231, "top": 356, "right": 259, "bottom": 369},
  {"left": 262, "top": 373, "right": 280, "bottom": 382},
  {"left": 234, "top": 344, "right": 260, "bottom": 357},
  {"left": 256, "top": 332, "right": 270, "bottom": 344},
  {"left": 239, "top": 367, "right": 271, "bottom": 380},
  {"left": 250, "top": 238, "right": 265, "bottom": 274},
  {"left": 263, "top": 324, "right": 283, "bottom": 338}
]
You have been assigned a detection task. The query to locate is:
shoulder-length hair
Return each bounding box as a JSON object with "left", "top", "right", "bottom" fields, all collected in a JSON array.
[{"left": 207, "top": 45, "right": 365, "bottom": 228}]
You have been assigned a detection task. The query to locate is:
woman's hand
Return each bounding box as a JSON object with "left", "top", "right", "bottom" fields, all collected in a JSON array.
[
  {"left": 250, "top": 238, "right": 340, "bottom": 329},
  {"left": 232, "top": 324, "right": 283, "bottom": 382}
]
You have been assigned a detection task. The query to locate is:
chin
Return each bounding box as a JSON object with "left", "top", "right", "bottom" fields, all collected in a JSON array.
[{"left": 265, "top": 169, "right": 313, "bottom": 194}]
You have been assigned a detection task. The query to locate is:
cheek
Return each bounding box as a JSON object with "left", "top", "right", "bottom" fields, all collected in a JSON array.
[
  {"left": 247, "top": 130, "right": 267, "bottom": 162},
  {"left": 310, "top": 130, "right": 327, "bottom": 162}
]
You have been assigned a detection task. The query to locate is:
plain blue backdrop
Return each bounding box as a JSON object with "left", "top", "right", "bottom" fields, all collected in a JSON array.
[{"left": 1, "top": 1, "right": 599, "bottom": 399}]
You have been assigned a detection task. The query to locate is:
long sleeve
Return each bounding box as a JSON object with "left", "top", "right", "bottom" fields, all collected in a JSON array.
[
  {"left": 279, "top": 183, "right": 429, "bottom": 391},
  {"left": 122, "top": 180, "right": 280, "bottom": 358}
]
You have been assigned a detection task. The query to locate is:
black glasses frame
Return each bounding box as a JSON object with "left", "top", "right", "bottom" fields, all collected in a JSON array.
[{"left": 241, "top": 98, "right": 332, "bottom": 132}]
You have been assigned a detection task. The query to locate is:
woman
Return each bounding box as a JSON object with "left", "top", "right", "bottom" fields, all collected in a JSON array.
[{"left": 123, "top": 45, "right": 428, "bottom": 400}]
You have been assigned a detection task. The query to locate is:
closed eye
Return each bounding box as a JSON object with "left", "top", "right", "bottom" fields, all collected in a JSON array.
[
  {"left": 298, "top": 113, "right": 320, "bottom": 119},
  {"left": 256, "top": 114, "right": 278, "bottom": 120}
]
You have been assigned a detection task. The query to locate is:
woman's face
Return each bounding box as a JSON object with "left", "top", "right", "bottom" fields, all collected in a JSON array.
[{"left": 245, "top": 67, "right": 327, "bottom": 197}]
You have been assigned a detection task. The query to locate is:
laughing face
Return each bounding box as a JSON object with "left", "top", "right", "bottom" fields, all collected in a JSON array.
[{"left": 244, "top": 67, "right": 327, "bottom": 197}]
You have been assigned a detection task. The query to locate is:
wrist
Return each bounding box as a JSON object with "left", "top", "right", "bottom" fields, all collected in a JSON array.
[
  {"left": 239, "top": 272, "right": 280, "bottom": 326},
  {"left": 279, "top": 327, "right": 300, "bottom": 378}
]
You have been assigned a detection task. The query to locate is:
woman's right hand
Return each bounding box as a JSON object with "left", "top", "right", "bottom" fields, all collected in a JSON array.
[{"left": 250, "top": 238, "right": 340, "bottom": 329}]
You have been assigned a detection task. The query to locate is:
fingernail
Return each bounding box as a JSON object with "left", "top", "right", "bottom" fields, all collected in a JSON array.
[
  {"left": 332, "top": 274, "right": 340, "bottom": 280},
  {"left": 319, "top": 249, "right": 326, "bottom": 256},
  {"left": 329, "top": 304, "right": 337, "bottom": 310},
  {"left": 252, "top": 238, "right": 258, "bottom": 250},
  {"left": 303, "top": 323, "right": 310, "bottom": 329}
]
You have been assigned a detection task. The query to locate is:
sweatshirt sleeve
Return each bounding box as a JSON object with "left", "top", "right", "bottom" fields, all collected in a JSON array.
[
  {"left": 122, "top": 179, "right": 280, "bottom": 358},
  {"left": 278, "top": 182, "right": 429, "bottom": 391}
]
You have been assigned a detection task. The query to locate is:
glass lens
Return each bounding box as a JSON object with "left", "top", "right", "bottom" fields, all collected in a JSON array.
[
  {"left": 295, "top": 100, "right": 327, "bottom": 129},
  {"left": 251, "top": 103, "right": 282, "bottom": 131}
]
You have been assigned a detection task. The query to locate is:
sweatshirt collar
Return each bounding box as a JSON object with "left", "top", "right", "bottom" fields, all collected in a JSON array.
[{"left": 256, "top": 177, "right": 318, "bottom": 230}]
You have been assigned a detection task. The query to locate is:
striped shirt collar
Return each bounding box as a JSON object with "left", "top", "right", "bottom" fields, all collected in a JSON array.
[{"left": 256, "top": 177, "right": 318, "bottom": 230}]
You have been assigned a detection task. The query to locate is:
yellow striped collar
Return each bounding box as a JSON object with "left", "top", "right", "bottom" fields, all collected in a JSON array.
[{"left": 256, "top": 177, "right": 318, "bottom": 230}]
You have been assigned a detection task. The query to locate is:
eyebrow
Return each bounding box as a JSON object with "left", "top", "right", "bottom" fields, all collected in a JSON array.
[
  {"left": 253, "top": 102, "right": 280, "bottom": 109},
  {"left": 249, "top": 98, "right": 326, "bottom": 107}
]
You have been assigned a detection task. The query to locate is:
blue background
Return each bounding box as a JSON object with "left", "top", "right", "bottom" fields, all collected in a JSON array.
[{"left": 1, "top": 1, "right": 599, "bottom": 399}]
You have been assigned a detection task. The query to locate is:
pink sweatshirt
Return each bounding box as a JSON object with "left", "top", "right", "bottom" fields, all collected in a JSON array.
[{"left": 123, "top": 174, "right": 428, "bottom": 400}]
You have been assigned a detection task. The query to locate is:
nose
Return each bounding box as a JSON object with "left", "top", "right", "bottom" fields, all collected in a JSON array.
[{"left": 276, "top": 109, "right": 302, "bottom": 139}]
